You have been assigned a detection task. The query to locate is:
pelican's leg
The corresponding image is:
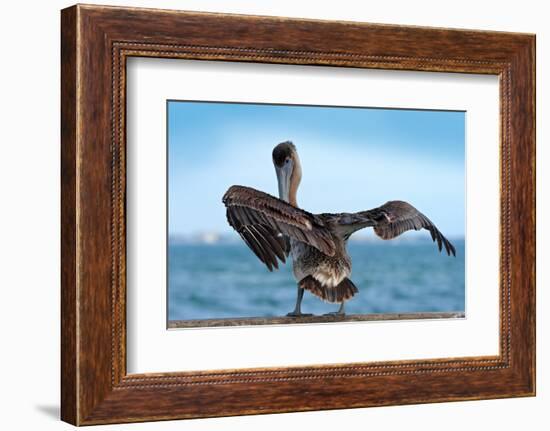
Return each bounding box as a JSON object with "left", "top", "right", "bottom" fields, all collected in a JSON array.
[
  {"left": 324, "top": 301, "right": 346, "bottom": 316},
  {"left": 338, "top": 301, "right": 345, "bottom": 314},
  {"left": 286, "top": 286, "right": 312, "bottom": 317}
]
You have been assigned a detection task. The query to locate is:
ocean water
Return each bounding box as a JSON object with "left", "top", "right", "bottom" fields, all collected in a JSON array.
[{"left": 168, "top": 239, "right": 465, "bottom": 321}]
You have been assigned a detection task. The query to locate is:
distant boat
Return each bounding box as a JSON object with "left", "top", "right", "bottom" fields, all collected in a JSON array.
[{"left": 195, "top": 232, "right": 221, "bottom": 245}]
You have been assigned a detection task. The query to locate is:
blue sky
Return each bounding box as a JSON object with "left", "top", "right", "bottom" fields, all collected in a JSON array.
[{"left": 168, "top": 101, "right": 465, "bottom": 238}]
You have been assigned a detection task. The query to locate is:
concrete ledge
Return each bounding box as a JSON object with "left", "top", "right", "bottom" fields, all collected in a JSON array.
[{"left": 168, "top": 311, "right": 465, "bottom": 329}]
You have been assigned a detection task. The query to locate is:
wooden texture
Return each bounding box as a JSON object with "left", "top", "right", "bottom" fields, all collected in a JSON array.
[
  {"left": 60, "top": 6, "right": 78, "bottom": 424},
  {"left": 60, "top": 4, "right": 536, "bottom": 425},
  {"left": 169, "top": 312, "right": 466, "bottom": 328}
]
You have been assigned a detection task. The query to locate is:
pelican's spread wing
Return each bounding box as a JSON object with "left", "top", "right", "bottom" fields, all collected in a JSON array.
[
  {"left": 329, "top": 200, "right": 456, "bottom": 256},
  {"left": 222, "top": 185, "right": 336, "bottom": 270}
]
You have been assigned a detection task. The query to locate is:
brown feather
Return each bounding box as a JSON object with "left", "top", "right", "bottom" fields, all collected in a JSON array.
[
  {"left": 223, "top": 186, "right": 336, "bottom": 272},
  {"left": 328, "top": 200, "right": 456, "bottom": 257},
  {"left": 299, "top": 276, "right": 358, "bottom": 303}
]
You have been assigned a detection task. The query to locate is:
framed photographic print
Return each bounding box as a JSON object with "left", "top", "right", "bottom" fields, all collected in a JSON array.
[
  {"left": 61, "top": 4, "right": 535, "bottom": 425},
  {"left": 165, "top": 100, "right": 465, "bottom": 328}
]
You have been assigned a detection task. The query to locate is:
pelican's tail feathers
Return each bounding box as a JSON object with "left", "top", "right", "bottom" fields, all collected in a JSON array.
[{"left": 299, "top": 276, "right": 358, "bottom": 304}]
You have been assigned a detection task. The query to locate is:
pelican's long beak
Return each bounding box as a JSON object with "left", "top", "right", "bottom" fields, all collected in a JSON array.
[{"left": 275, "top": 160, "right": 293, "bottom": 203}]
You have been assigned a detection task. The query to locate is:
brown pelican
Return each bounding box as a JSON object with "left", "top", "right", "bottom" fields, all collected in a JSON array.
[{"left": 222, "top": 141, "right": 456, "bottom": 316}]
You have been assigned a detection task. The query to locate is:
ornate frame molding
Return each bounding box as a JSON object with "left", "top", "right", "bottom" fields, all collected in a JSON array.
[{"left": 61, "top": 5, "right": 535, "bottom": 425}]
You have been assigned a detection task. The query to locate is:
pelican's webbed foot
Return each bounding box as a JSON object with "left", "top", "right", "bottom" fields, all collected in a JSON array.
[
  {"left": 323, "top": 302, "right": 346, "bottom": 316},
  {"left": 286, "top": 310, "right": 313, "bottom": 317}
]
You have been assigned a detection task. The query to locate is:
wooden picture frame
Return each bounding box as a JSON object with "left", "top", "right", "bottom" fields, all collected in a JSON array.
[{"left": 61, "top": 4, "right": 535, "bottom": 425}]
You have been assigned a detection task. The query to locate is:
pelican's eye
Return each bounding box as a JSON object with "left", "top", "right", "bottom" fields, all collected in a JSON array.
[{"left": 285, "top": 158, "right": 291, "bottom": 164}]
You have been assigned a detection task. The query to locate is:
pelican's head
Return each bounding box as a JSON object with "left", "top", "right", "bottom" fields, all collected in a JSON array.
[{"left": 272, "top": 141, "right": 302, "bottom": 205}]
